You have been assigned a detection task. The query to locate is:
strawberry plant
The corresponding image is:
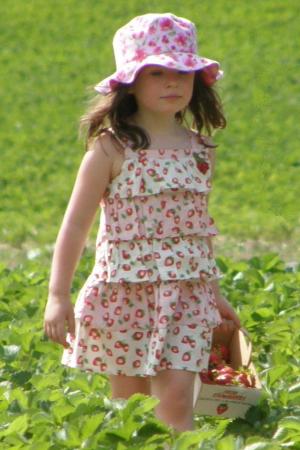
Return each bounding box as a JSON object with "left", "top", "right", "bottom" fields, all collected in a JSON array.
[{"left": 0, "top": 252, "right": 299, "bottom": 448}]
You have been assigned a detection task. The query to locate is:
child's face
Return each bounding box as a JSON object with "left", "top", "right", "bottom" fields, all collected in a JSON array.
[{"left": 130, "top": 65, "right": 195, "bottom": 116}]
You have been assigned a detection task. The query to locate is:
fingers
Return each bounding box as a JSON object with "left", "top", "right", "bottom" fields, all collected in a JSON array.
[{"left": 44, "top": 321, "right": 69, "bottom": 349}]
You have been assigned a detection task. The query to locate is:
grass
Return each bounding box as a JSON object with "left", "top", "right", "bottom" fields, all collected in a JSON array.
[{"left": 0, "top": 0, "right": 299, "bottom": 264}]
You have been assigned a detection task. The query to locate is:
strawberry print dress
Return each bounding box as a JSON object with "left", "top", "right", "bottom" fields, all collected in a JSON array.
[{"left": 61, "top": 128, "right": 223, "bottom": 376}]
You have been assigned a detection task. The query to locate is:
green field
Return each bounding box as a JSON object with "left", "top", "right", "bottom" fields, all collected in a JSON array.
[
  {"left": 1, "top": 0, "right": 299, "bottom": 265},
  {"left": 1, "top": 1, "right": 300, "bottom": 448}
]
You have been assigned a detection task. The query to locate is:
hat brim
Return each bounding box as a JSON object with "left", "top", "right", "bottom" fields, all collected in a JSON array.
[{"left": 94, "top": 52, "right": 223, "bottom": 95}]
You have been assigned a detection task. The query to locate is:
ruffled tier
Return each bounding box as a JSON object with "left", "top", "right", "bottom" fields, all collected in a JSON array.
[
  {"left": 62, "top": 323, "right": 214, "bottom": 376},
  {"left": 61, "top": 279, "right": 222, "bottom": 376},
  {"left": 94, "top": 235, "right": 222, "bottom": 283},
  {"left": 98, "top": 190, "right": 218, "bottom": 243},
  {"left": 102, "top": 148, "right": 212, "bottom": 201}
]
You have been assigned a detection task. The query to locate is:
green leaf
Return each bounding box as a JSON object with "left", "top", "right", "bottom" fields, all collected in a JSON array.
[
  {"left": 266, "top": 365, "right": 289, "bottom": 386},
  {"left": 0, "top": 414, "right": 28, "bottom": 437},
  {"left": 80, "top": 413, "right": 106, "bottom": 440},
  {"left": 2, "top": 345, "right": 21, "bottom": 361},
  {"left": 278, "top": 416, "right": 300, "bottom": 431},
  {"left": 216, "top": 434, "right": 236, "bottom": 450},
  {"left": 244, "top": 442, "right": 281, "bottom": 450},
  {"left": 173, "top": 430, "right": 216, "bottom": 450}
]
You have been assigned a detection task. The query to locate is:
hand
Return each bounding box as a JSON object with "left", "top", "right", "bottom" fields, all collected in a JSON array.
[
  {"left": 214, "top": 294, "right": 241, "bottom": 332},
  {"left": 43, "top": 294, "right": 75, "bottom": 349}
]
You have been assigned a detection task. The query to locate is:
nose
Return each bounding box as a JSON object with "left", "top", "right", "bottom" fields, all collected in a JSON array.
[{"left": 165, "top": 71, "right": 179, "bottom": 87}]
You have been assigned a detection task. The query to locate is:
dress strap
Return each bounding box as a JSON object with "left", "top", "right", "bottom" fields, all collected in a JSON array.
[
  {"left": 107, "top": 127, "right": 130, "bottom": 151},
  {"left": 189, "top": 129, "right": 217, "bottom": 150}
]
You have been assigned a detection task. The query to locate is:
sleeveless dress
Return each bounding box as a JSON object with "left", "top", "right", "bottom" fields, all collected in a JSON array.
[{"left": 61, "top": 128, "right": 223, "bottom": 376}]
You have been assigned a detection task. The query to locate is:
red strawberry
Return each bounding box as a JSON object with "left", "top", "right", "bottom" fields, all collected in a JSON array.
[
  {"left": 200, "top": 369, "right": 214, "bottom": 384},
  {"left": 182, "top": 352, "right": 191, "bottom": 362},
  {"left": 122, "top": 250, "right": 131, "bottom": 259},
  {"left": 197, "top": 162, "right": 209, "bottom": 174},
  {"left": 82, "top": 315, "right": 93, "bottom": 326},
  {"left": 114, "top": 306, "right": 122, "bottom": 316},
  {"left": 114, "top": 341, "right": 122, "bottom": 349},
  {"left": 92, "top": 357, "right": 101, "bottom": 367},
  {"left": 174, "top": 312, "right": 182, "bottom": 321},
  {"left": 137, "top": 270, "right": 147, "bottom": 279},
  {"left": 159, "top": 315, "right": 169, "bottom": 324},
  {"left": 133, "top": 360, "right": 141, "bottom": 368},
  {"left": 235, "top": 372, "right": 251, "bottom": 387},
  {"left": 164, "top": 257, "right": 174, "bottom": 266},
  {"left": 116, "top": 356, "right": 125, "bottom": 365},
  {"left": 107, "top": 319, "right": 115, "bottom": 327},
  {"left": 133, "top": 332, "right": 143, "bottom": 341},
  {"left": 135, "top": 309, "right": 145, "bottom": 318},
  {"left": 217, "top": 403, "right": 228, "bottom": 415}
]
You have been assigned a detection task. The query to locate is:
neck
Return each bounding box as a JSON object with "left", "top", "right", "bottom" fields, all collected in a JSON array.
[{"left": 130, "top": 111, "right": 182, "bottom": 136}]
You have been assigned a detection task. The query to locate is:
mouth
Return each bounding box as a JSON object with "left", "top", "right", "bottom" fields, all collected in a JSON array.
[{"left": 160, "top": 95, "right": 182, "bottom": 99}]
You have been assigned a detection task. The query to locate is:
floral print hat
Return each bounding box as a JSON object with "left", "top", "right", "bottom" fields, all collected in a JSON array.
[{"left": 94, "top": 13, "right": 224, "bottom": 95}]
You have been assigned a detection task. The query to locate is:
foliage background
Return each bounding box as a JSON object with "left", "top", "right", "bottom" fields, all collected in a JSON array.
[{"left": 1, "top": 0, "right": 299, "bottom": 265}]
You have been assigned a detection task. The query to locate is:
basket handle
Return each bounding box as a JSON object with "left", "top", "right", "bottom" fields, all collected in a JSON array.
[{"left": 239, "top": 327, "right": 253, "bottom": 368}]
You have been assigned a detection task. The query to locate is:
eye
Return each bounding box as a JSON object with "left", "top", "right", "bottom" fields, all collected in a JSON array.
[
  {"left": 149, "top": 70, "right": 163, "bottom": 76},
  {"left": 178, "top": 70, "right": 188, "bottom": 75}
]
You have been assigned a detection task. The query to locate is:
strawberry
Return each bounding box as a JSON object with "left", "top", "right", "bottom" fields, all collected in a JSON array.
[
  {"left": 116, "top": 356, "right": 125, "bottom": 365},
  {"left": 235, "top": 372, "right": 251, "bottom": 387},
  {"left": 182, "top": 352, "right": 191, "bottom": 362},
  {"left": 216, "top": 403, "right": 228, "bottom": 415},
  {"left": 135, "top": 309, "right": 145, "bottom": 318},
  {"left": 164, "top": 256, "right": 174, "bottom": 266},
  {"left": 197, "top": 162, "right": 209, "bottom": 174},
  {"left": 92, "top": 357, "right": 101, "bottom": 367},
  {"left": 132, "top": 331, "right": 144, "bottom": 341}
]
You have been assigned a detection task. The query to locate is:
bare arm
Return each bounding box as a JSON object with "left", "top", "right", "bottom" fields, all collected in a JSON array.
[
  {"left": 49, "top": 135, "right": 113, "bottom": 296},
  {"left": 44, "top": 133, "right": 116, "bottom": 347}
]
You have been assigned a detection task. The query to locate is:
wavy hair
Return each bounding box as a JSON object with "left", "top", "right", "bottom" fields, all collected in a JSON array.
[{"left": 79, "top": 71, "right": 226, "bottom": 151}]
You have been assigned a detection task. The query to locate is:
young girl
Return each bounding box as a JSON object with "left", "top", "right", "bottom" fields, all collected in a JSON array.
[{"left": 43, "top": 12, "right": 241, "bottom": 432}]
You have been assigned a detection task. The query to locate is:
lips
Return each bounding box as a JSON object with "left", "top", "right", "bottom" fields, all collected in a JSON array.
[{"left": 161, "top": 95, "right": 182, "bottom": 99}]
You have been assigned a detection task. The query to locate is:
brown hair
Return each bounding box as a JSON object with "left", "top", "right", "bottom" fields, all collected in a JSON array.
[{"left": 79, "top": 70, "right": 226, "bottom": 151}]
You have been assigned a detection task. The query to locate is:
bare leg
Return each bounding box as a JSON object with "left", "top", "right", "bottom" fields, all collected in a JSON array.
[
  {"left": 109, "top": 374, "right": 151, "bottom": 399},
  {"left": 151, "top": 369, "right": 196, "bottom": 432}
]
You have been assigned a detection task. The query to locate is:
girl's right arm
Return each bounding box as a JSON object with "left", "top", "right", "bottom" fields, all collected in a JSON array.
[{"left": 43, "top": 133, "right": 116, "bottom": 348}]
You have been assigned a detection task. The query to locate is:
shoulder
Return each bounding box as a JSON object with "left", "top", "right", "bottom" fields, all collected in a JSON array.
[
  {"left": 190, "top": 129, "right": 217, "bottom": 149},
  {"left": 88, "top": 129, "right": 123, "bottom": 161}
]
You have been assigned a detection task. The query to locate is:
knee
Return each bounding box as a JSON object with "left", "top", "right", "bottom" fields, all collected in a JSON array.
[{"left": 158, "top": 381, "right": 191, "bottom": 412}]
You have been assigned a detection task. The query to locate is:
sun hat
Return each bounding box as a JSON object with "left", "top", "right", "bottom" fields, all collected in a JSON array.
[{"left": 94, "top": 12, "right": 223, "bottom": 95}]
